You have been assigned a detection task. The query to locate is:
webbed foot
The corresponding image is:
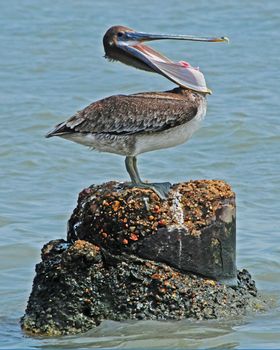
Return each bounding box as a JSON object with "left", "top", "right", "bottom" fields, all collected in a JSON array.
[{"left": 128, "top": 182, "right": 172, "bottom": 200}]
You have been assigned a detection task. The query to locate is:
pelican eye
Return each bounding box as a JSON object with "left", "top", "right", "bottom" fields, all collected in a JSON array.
[{"left": 117, "top": 32, "right": 124, "bottom": 38}]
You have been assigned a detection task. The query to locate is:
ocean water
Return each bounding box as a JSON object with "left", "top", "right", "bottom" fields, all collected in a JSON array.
[{"left": 1, "top": 0, "right": 280, "bottom": 348}]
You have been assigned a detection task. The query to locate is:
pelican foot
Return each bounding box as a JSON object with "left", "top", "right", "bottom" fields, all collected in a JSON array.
[{"left": 129, "top": 182, "right": 172, "bottom": 200}]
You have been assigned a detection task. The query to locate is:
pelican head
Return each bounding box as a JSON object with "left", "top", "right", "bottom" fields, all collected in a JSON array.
[{"left": 103, "top": 25, "right": 228, "bottom": 93}]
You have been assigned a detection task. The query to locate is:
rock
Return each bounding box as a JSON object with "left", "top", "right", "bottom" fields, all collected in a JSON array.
[
  {"left": 21, "top": 180, "right": 266, "bottom": 336},
  {"left": 21, "top": 239, "right": 264, "bottom": 336},
  {"left": 68, "top": 180, "right": 236, "bottom": 282}
]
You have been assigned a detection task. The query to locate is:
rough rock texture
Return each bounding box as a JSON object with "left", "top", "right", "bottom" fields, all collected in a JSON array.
[
  {"left": 68, "top": 180, "right": 236, "bottom": 281},
  {"left": 21, "top": 180, "right": 266, "bottom": 336},
  {"left": 21, "top": 239, "right": 264, "bottom": 336}
]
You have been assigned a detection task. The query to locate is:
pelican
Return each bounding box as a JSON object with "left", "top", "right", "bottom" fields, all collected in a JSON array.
[{"left": 46, "top": 25, "right": 228, "bottom": 198}]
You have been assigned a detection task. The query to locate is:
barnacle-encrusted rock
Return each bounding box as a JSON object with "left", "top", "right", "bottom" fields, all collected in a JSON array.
[
  {"left": 68, "top": 180, "right": 236, "bottom": 282},
  {"left": 21, "top": 180, "right": 266, "bottom": 336},
  {"left": 21, "top": 239, "right": 263, "bottom": 336}
]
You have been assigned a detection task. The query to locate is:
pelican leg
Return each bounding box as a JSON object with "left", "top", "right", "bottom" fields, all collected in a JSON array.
[
  {"left": 125, "top": 156, "right": 142, "bottom": 184},
  {"left": 125, "top": 156, "right": 171, "bottom": 199},
  {"left": 132, "top": 156, "right": 141, "bottom": 183}
]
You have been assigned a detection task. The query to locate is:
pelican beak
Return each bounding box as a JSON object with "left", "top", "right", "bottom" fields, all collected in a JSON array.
[
  {"left": 116, "top": 30, "right": 228, "bottom": 93},
  {"left": 125, "top": 31, "right": 229, "bottom": 44}
]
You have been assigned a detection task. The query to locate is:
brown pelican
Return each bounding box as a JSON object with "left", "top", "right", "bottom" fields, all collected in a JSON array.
[{"left": 46, "top": 25, "right": 228, "bottom": 198}]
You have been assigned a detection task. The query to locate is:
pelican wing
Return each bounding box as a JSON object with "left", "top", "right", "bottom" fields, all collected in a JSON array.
[{"left": 46, "top": 91, "right": 201, "bottom": 137}]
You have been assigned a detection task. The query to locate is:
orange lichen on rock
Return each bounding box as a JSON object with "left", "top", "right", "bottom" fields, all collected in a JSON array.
[
  {"left": 174, "top": 180, "right": 235, "bottom": 235},
  {"left": 112, "top": 200, "right": 121, "bottom": 212},
  {"left": 68, "top": 180, "right": 235, "bottom": 251},
  {"left": 69, "top": 182, "right": 167, "bottom": 249},
  {"left": 72, "top": 240, "right": 99, "bottom": 251},
  {"left": 67, "top": 240, "right": 101, "bottom": 260},
  {"left": 151, "top": 273, "right": 165, "bottom": 280}
]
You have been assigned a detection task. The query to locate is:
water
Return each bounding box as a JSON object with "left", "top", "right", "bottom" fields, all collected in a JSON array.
[{"left": 1, "top": 0, "right": 279, "bottom": 348}]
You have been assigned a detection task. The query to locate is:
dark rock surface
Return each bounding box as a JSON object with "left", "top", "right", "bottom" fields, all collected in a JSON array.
[
  {"left": 21, "top": 239, "right": 264, "bottom": 336},
  {"left": 21, "top": 181, "right": 266, "bottom": 336}
]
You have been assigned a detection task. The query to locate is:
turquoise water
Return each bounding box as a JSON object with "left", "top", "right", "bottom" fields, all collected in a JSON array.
[{"left": 1, "top": 0, "right": 280, "bottom": 348}]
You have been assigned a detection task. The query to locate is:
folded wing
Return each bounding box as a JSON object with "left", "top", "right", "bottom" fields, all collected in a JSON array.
[{"left": 46, "top": 91, "right": 200, "bottom": 137}]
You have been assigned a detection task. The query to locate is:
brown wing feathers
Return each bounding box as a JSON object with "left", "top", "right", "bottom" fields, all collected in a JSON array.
[{"left": 46, "top": 89, "right": 200, "bottom": 137}]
